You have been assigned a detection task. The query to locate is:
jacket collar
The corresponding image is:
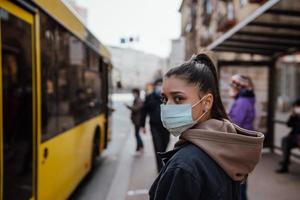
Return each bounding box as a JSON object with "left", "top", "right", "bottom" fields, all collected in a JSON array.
[{"left": 158, "top": 143, "right": 189, "bottom": 164}]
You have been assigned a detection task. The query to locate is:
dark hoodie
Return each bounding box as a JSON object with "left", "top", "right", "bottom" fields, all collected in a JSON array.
[{"left": 149, "top": 119, "right": 264, "bottom": 200}]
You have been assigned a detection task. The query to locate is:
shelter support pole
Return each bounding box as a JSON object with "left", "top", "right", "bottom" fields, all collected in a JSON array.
[{"left": 265, "top": 59, "right": 277, "bottom": 151}]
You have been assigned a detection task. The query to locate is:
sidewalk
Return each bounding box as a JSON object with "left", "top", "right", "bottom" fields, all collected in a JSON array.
[
  {"left": 248, "top": 153, "right": 300, "bottom": 200},
  {"left": 125, "top": 134, "right": 157, "bottom": 200},
  {"left": 104, "top": 125, "right": 176, "bottom": 200}
]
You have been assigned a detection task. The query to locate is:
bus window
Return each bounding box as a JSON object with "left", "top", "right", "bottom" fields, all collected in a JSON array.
[
  {"left": 69, "top": 35, "right": 90, "bottom": 124},
  {"left": 56, "top": 27, "right": 75, "bottom": 132},
  {"left": 40, "top": 11, "right": 105, "bottom": 140},
  {"left": 40, "top": 12, "right": 59, "bottom": 141},
  {"left": 85, "top": 49, "right": 102, "bottom": 115},
  {"left": 1, "top": 9, "right": 33, "bottom": 200}
]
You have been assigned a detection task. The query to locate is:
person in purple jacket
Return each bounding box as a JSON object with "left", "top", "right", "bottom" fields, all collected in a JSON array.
[
  {"left": 229, "top": 74, "right": 255, "bottom": 130},
  {"left": 229, "top": 74, "right": 255, "bottom": 200}
]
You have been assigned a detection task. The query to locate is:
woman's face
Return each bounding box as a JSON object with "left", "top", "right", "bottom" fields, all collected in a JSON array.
[
  {"left": 229, "top": 87, "right": 239, "bottom": 98},
  {"left": 161, "top": 75, "right": 213, "bottom": 122}
]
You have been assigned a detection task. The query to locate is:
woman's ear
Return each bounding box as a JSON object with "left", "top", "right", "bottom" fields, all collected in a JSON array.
[{"left": 205, "top": 93, "right": 214, "bottom": 111}]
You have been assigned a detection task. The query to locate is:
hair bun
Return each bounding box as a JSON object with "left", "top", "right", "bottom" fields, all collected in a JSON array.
[
  {"left": 191, "top": 50, "right": 219, "bottom": 83},
  {"left": 194, "top": 50, "right": 218, "bottom": 69}
]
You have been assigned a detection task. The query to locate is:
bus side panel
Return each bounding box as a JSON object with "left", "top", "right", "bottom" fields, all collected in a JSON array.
[{"left": 38, "top": 115, "right": 105, "bottom": 200}]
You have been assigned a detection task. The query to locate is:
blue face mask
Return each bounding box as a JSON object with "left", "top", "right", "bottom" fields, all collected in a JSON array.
[
  {"left": 155, "top": 85, "right": 162, "bottom": 95},
  {"left": 160, "top": 95, "right": 208, "bottom": 137}
]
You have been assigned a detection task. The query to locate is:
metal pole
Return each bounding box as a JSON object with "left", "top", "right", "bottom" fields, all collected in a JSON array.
[{"left": 266, "top": 59, "right": 277, "bottom": 151}]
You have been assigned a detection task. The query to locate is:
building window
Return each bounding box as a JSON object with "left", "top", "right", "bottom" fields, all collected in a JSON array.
[
  {"left": 276, "top": 61, "right": 300, "bottom": 120},
  {"left": 227, "top": 1, "right": 235, "bottom": 21},
  {"left": 240, "top": 0, "right": 249, "bottom": 7},
  {"left": 202, "top": 0, "right": 212, "bottom": 26}
]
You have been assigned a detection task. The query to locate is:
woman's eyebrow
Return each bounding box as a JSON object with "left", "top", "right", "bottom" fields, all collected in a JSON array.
[{"left": 169, "top": 91, "right": 185, "bottom": 95}]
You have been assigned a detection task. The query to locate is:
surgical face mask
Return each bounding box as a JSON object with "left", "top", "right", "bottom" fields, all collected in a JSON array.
[
  {"left": 294, "top": 107, "right": 300, "bottom": 114},
  {"left": 160, "top": 95, "right": 208, "bottom": 137},
  {"left": 155, "top": 85, "right": 162, "bottom": 95}
]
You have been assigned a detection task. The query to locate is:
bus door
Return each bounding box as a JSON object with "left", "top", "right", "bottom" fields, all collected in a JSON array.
[{"left": 0, "top": 1, "right": 35, "bottom": 200}]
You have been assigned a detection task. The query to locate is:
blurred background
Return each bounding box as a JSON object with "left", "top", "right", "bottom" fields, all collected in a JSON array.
[{"left": 0, "top": 0, "right": 300, "bottom": 200}]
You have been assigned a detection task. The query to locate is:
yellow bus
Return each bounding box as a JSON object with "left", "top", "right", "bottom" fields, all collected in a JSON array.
[{"left": 0, "top": 0, "right": 113, "bottom": 199}]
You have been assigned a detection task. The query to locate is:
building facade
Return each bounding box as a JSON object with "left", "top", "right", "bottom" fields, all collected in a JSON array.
[
  {"left": 167, "top": 37, "right": 186, "bottom": 71},
  {"left": 180, "top": 0, "right": 265, "bottom": 58},
  {"left": 108, "top": 46, "right": 166, "bottom": 91}
]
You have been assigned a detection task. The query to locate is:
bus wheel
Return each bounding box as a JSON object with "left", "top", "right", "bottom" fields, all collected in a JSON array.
[{"left": 91, "top": 128, "right": 100, "bottom": 169}]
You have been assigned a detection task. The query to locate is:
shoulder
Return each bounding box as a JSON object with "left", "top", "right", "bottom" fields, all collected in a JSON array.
[
  {"left": 289, "top": 114, "right": 300, "bottom": 120},
  {"left": 164, "top": 144, "right": 210, "bottom": 180},
  {"left": 171, "top": 144, "right": 206, "bottom": 163},
  {"left": 152, "top": 144, "right": 238, "bottom": 199},
  {"left": 170, "top": 144, "right": 208, "bottom": 163},
  {"left": 143, "top": 94, "right": 151, "bottom": 104},
  {"left": 150, "top": 145, "right": 206, "bottom": 199},
  {"left": 136, "top": 97, "right": 143, "bottom": 103},
  {"left": 235, "top": 97, "right": 248, "bottom": 103},
  {"left": 145, "top": 93, "right": 155, "bottom": 100},
  {"left": 235, "top": 97, "right": 254, "bottom": 107},
  {"left": 165, "top": 143, "right": 233, "bottom": 182},
  {"left": 150, "top": 150, "right": 204, "bottom": 200}
]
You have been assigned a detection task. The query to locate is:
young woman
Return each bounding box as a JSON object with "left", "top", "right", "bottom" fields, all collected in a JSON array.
[{"left": 149, "top": 52, "right": 264, "bottom": 200}]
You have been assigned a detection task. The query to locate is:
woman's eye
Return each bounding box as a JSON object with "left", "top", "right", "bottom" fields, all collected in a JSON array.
[{"left": 174, "top": 96, "right": 182, "bottom": 103}]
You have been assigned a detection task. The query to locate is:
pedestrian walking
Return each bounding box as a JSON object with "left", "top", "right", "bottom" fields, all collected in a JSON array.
[
  {"left": 149, "top": 52, "right": 264, "bottom": 200},
  {"left": 228, "top": 74, "right": 256, "bottom": 200},
  {"left": 140, "top": 79, "right": 170, "bottom": 172},
  {"left": 276, "top": 99, "right": 300, "bottom": 173},
  {"left": 125, "top": 88, "right": 144, "bottom": 154}
]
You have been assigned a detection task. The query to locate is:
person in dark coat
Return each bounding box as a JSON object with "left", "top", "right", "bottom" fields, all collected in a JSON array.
[
  {"left": 125, "top": 88, "right": 144, "bottom": 153},
  {"left": 276, "top": 99, "right": 300, "bottom": 173},
  {"left": 149, "top": 52, "right": 264, "bottom": 200},
  {"left": 228, "top": 74, "right": 256, "bottom": 200},
  {"left": 140, "top": 79, "right": 170, "bottom": 172}
]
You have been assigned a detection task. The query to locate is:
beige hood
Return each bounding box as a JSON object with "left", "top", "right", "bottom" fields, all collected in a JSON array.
[{"left": 177, "top": 119, "right": 264, "bottom": 181}]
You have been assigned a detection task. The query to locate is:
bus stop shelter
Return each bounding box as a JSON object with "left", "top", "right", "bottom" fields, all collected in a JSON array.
[{"left": 207, "top": 0, "right": 300, "bottom": 150}]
